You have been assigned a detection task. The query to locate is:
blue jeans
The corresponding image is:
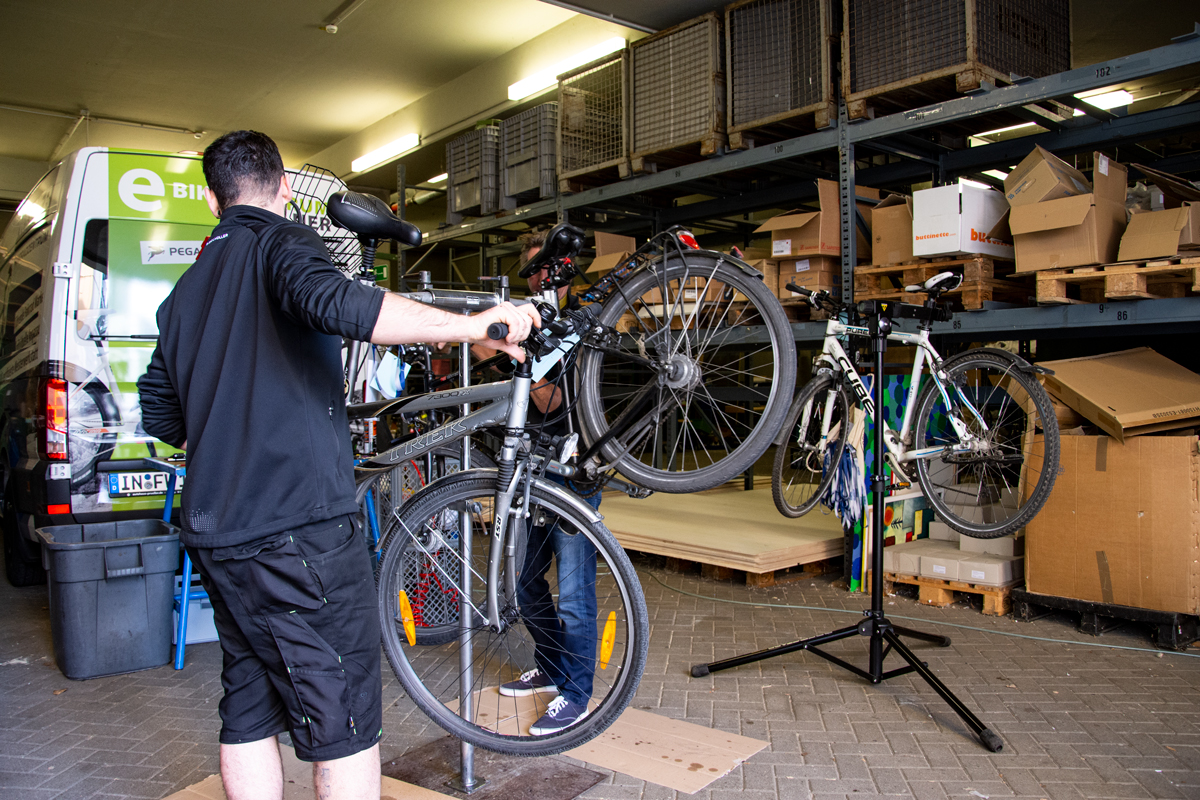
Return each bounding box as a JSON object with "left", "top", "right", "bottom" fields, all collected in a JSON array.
[{"left": 516, "top": 476, "right": 602, "bottom": 706}]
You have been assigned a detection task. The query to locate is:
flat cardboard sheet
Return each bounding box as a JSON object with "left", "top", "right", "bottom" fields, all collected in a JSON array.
[
  {"left": 1118, "top": 203, "right": 1200, "bottom": 260},
  {"left": 163, "top": 743, "right": 450, "bottom": 800},
  {"left": 567, "top": 708, "right": 768, "bottom": 794},
  {"left": 1040, "top": 347, "right": 1200, "bottom": 442},
  {"left": 601, "top": 489, "right": 843, "bottom": 573}
]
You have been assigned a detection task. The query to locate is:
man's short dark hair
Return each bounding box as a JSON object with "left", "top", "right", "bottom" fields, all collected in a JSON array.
[
  {"left": 519, "top": 229, "right": 547, "bottom": 263},
  {"left": 203, "top": 130, "right": 285, "bottom": 212}
]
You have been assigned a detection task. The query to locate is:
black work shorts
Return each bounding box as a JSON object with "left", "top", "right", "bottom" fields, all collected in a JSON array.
[{"left": 187, "top": 515, "right": 382, "bottom": 762}]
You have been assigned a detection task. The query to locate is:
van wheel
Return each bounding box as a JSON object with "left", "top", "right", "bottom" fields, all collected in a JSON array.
[{"left": 3, "top": 490, "right": 45, "bottom": 587}]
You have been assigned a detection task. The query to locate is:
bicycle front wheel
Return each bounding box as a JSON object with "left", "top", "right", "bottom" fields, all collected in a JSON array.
[
  {"left": 913, "top": 352, "right": 1060, "bottom": 539},
  {"left": 577, "top": 251, "right": 796, "bottom": 493},
  {"left": 377, "top": 471, "right": 649, "bottom": 756},
  {"left": 772, "top": 374, "right": 850, "bottom": 518}
]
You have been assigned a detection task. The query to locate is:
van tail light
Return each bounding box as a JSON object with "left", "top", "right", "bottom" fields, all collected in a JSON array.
[{"left": 43, "top": 378, "right": 69, "bottom": 461}]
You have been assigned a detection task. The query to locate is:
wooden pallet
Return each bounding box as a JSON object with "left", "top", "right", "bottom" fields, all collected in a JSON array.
[
  {"left": 727, "top": 103, "right": 836, "bottom": 151},
  {"left": 843, "top": 62, "right": 1014, "bottom": 122},
  {"left": 855, "top": 278, "right": 1032, "bottom": 311},
  {"left": 854, "top": 256, "right": 1018, "bottom": 295},
  {"left": 1035, "top": 256, "right": 1200, "bottom": 304},
  {"left": 558, "top": 159, "right": 629, "bottom": 195},
  {"left": 663, "top": 555, "right": 843, "bottom": 588},
  {"left": 624, "top": 133, "right": 728, "bottom": 176},
  {"left": 872, "top": 571, "right": 1020, "bottom": 616}
]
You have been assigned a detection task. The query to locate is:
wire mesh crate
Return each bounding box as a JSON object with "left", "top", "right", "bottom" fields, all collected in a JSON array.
[
  {"left": 725, "top": 0, "right": 835, "bottom": 149},
  {"left": 446, "top": 125, "right": 500, "bottom": 223},
  {"left": 629, "top": 11, "right": 727, "bottom": 172},
  {"left": 500, "top": 102, "right": 557, "bottom": 203},
  {"left": 557, "top": 50, "right": 629, "bottom": 192},
  {"left": 286, "top": 164, "right": 363, "bottom": 276},
  {"left": 843, "top": 0, "right": 1070, "bottom": 120}
]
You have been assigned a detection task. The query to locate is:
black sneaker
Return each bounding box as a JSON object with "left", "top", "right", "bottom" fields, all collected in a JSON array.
[
  {"left": 498, "top": 668, "right": 558, "bottom": 697},
  {"left": 528, "top": 696, "right": 590, "bottom": 736}
]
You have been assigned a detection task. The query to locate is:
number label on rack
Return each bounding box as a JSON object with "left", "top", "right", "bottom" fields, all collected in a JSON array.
[
  {"left": 1097, "top": 303, "right": 1131, "bottom": 322},
  {"left": 1095, "top": 66, "right": 1112, "bottom": 78}
]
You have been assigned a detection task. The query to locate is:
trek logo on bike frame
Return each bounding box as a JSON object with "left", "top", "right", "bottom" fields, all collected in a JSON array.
[{"left": 399, "top": 419, "right": 469, "bottom": 459}]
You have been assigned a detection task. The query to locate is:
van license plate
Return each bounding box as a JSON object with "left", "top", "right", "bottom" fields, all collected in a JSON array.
[{"left": 107, "top": 472, "right": 184, "bottom": 497}]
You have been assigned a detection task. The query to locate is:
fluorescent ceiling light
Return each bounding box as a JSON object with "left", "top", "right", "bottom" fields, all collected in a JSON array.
[
  {"left": 1075, "top": 89, "right": 1133, "bottom": 110},
  {"left": 427, "top": 173, "right": 448, "bottom": 184},
  {"left": 983, "top": 169, "right": 1010, "bottom": 181},
  {"left": 508, "top": 37, "right": 626, "bottom": 101},
  {"left": 959, "top": 178, "right": 991, "bottom": 189},
  {"left": 974, "top": 122, "right": 1038, "bottom": 139},
  {"left": 352, "top": 133, "right": 420, "bottom": 173}
]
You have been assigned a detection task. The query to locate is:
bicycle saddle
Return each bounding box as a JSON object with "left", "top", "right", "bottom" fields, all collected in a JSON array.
[
  {"left": 326, "top": 191, "right": 423, "bottom": 247},
  {"left": 905, "top": 271, "right": 963, "bottom": 295},
  {"left": 518, "top": 222, "right": 586, "bottom": 278}
]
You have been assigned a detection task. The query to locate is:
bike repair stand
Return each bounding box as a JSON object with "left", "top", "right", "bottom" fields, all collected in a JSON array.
[
  {"left": 690, "top": 300, "right": 1004, "bottom": 753},
  {"left": 450, "top": 325, "right": 486, "bottom": 794}
]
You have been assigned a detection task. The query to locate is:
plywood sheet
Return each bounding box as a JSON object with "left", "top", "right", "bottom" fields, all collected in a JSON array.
[
  {"left": 567, "top": 708, "right": 768, "bottom": 794},
  {"left": 600, "top": 489, "right": 843, "bottom": 572}
]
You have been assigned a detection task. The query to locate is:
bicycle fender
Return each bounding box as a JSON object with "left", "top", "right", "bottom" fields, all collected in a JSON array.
[
  {"left": 941, "top": 347, "right": 1053, "bottom": 376},
  {"left": 618, "top": 249, "right": 765, "bottom": 286},
  {"left": 451, "top": 468, "right": 604, "bottom": 525}
]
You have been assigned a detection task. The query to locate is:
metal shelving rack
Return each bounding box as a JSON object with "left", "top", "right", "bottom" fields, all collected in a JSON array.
[{"left": 421, "top": 26, "right": 1200, "bottom": 340}]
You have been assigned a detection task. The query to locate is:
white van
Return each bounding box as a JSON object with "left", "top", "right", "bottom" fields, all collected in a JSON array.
[{"left": 0, "top": 148, "right": 349, "bottom": 585}]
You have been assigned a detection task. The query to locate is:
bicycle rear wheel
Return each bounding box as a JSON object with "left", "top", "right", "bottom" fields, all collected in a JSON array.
[
  {"left": 772, "top": 374, "right": 849, "bottom": 518},
  {"left": 377, "top": 471, "right": 648, "bottom": 756},
  {"left": 577, "top": 251, "right": 796, "bottom": 493},
  {"left": 913, "top": 352, "right": 1059, "bottom": 539}
]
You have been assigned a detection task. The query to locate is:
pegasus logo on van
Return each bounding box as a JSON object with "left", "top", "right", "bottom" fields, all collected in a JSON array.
[{"left": 140, "top": 241, "right": 204, "bottom": 264}]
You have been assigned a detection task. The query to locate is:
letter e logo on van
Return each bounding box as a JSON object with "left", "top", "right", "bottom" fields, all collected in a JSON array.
[{"left": 118, "top": 169, "right": 165, "bottom": 213}]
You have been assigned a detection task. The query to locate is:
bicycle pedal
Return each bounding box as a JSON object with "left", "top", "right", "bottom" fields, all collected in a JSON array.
[{"left": 891, "top": 481, "right": 911, "bottom": 491}]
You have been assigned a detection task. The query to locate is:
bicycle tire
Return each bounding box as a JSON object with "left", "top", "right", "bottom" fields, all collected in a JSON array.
[
  {"left": 913, "top": 351, "right": 1060, "bottom": 539},
  {"left": 576, "top": 251, "right": 796, "bottom": 493},
  {"left": 358, "top": 445, "right": 496, "bottom": 645},
  {"left": 772, "top": 374, "right": 850, "bottom": 518},
  {"left": 377, "top": 471, "right": 649, "bottom": 755}
]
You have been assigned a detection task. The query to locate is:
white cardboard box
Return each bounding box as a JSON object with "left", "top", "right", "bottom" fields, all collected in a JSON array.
[
  {"left": 957, "top": 553, "right": 1024, "bottom": 586},
  {"left": 958, "top": 533, "right": 1025, "bottom": 557},
  {"left": 913, "top": 183, "right": 1014, "bottom": 259},
  {"left": 921, "top": 551, "right": 961, "bottom": 580}
]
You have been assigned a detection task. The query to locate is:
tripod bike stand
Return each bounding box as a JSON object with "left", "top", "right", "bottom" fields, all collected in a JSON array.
[{"left": 691, "top": 298, "right": 1004, "bottom": 753}]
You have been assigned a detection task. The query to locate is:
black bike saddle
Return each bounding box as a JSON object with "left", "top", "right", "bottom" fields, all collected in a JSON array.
[
  {"left": 518, "top": 222, "right": 586, "bottom": 278},
  {"left": 327, "top": 190, "right": 422, "bottom": 247}
]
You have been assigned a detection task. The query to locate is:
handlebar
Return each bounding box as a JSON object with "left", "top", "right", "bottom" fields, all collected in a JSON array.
[{"left": 487, "top": 322, "right": 508, "bottom": 340}]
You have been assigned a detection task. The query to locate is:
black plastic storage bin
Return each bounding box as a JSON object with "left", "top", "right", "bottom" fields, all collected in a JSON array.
[{"left": 37, "top": 519, "right": 180, "bottom": 680}]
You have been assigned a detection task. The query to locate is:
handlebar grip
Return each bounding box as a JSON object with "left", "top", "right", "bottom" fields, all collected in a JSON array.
[
  {"left": 785, "top": 283, "right": 812, "bottom": 297},
  {"left": 486, "top": 322, "right": 509, "bottom": 341}
]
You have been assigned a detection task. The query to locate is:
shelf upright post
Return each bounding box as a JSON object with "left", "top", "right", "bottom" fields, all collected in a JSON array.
[
  {"left": 395, "top": 162, "right": 406, "bottom": 292},
  {"left": 838, "top": 98, "right": 856, "bottom": 302}
]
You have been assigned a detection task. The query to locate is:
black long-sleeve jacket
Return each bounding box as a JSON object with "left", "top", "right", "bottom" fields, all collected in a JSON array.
[{"left": 137, "top": 205, "right": 385, "bottom": 548}]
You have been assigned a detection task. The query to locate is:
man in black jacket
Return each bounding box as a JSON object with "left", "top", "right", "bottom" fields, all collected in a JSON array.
[{"left": 137, "top": 130, "right": 538, "bottom": 800}]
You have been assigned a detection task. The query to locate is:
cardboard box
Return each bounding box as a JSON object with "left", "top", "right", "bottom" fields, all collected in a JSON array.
[
  {"left": 644, "top": 276, "right": 721, "bottom": 304},
  {"left": 958, "top": 533, "right": 1024, "bottom": 557},
  {"left": 733, "top": 258, "right": 777, "bottom": 301},
  {"left": 754, "top": 179, "right": 880, "bottom": 259},
  {"left": 1040, "top": 348, "right": 1200, "bottom": 442},
  {"left": 1004, "top": 145, "right": 1092, "bottom": 208},
  {"left": 1026, "top": 434, "right": 1200, "bottom": 615},
  {"left": 927, "top": 520, "right": 956, "bottom": 541},
  {"left": 921, "top": 551, "right": 961, "bottom": 581},
  {"left": 871, "top": 194, "right": 914, "bottom": 265},
  {"left": 1130, "top": 162, "right": 1200, "bottom": 208},
  {"left": 886, "top": 538, "right": 953, "bottom": 575},
  {"left": 1010, "top": 153, "right": 1129, "bottom": 272},
  {"left": 912, "top": 183, "right": 1014, "bottom": 259},
  {"left": 588, "top": 231, "right": 637, "bottom": 275},
  {"left": 779, "top": 256, "right": 842, "bottom": 299},
  {"left": 1117, "top": 203, "right": 1200, "bottom": 261},
  {"left": 957, "top": 553, "right": 1024, "bottom": 586}
]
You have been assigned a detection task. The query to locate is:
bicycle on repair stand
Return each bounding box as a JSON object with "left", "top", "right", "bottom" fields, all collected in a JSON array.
[
  {"left": 325, "top": 193, "right": 798, "bottom": 755},
  {"left": 772, "top": 273, "right": 1060, "bottom": 539}
]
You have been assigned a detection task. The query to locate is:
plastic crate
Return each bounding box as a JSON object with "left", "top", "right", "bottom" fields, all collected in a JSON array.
[
  {"left": 172, "top": 573, "right": 218, "bottom": 645},
  {"left": 557, "top": 50, "right": 629, "bottom": 190},
  {"left": 629, "top": 11, "right": 727, "bottom": 170},
  {"left": 37, "top": 519, "right": 179, "bottom": 679},
  {"left": 446, "top": 125, "right": 501, "bottom": 223},
  {"left": 725, "top": 0, "right": 835, "bottom": 147},
  {"left": 843, "top": 0, "right": 1070, "bottom": 119},
  {"left": 500, "top": 102, "right": 557, "bottom": 203}
]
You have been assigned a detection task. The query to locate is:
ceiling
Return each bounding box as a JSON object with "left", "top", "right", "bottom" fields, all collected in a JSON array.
[{"left": 1, "top": 0, "right": 1197, "bottom": 201}]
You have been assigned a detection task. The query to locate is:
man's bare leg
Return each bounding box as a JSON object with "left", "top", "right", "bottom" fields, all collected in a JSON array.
[
  {"left": 313, "top": 743, "right": 381, "bottom": 800},
  {"left": 309, "top": 743, "right": 379, "bottom": 800},
  {"left": 221, "top": 737, "right": 283, "bottom": 800}
]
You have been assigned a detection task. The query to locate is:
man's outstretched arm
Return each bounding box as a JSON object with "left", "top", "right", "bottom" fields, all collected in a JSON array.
[{"left": 369, "top": 293, "right": 541, "bottom": 361}]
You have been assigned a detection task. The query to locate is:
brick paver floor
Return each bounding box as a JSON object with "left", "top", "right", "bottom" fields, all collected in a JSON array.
[{"left": 3, "top": 551, "right": 1198, "bottom": 799}]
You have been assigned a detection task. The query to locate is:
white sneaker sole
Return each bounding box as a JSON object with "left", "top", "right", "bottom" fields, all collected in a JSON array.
[{"left": 498, "top": 684, "right": 559, "bottom": 698}]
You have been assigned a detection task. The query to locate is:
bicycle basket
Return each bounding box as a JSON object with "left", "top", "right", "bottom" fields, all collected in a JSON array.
[{"left": 286, "top": 164, "right": 363, "bottom": 276}]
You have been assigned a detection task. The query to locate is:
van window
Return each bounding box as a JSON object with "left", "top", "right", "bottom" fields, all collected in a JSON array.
[
  {"left": 1, "top": 231, "right": 47, "bottom": 359},
  {"left": 77, "top": 219, "right": 109, "bottom": 337}
]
